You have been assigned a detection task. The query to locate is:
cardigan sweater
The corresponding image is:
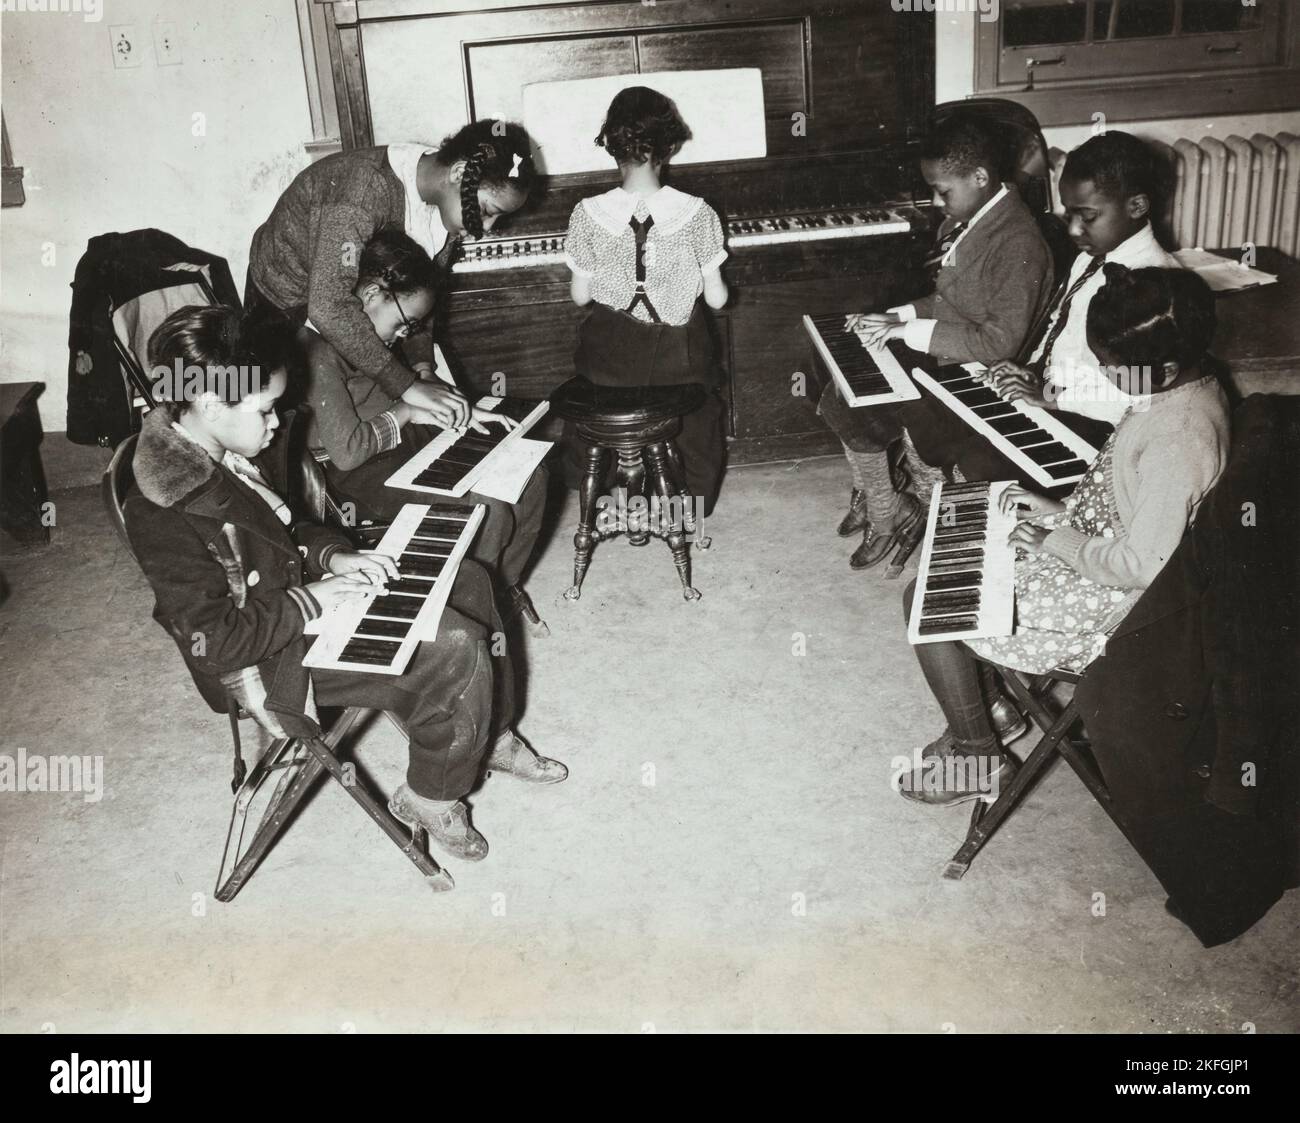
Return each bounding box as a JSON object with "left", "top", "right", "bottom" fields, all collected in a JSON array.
[
  {"left": 248, "top": 147, "right": 434, "bottom": 401},
  {"left": 903, "top": 185, "right": 1055, "bottom": 366},
  {"left": 1043, "top": 374, "right": 1230, "bottom": 589},
  {"left": 300, "top": 325, "right": 404, "bottom": 471}
]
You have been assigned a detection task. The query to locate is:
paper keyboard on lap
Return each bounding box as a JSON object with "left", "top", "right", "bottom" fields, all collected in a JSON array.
[
  {"left": 802, "top": 314, "right": 921, "bottom": 406},
  {"left": 303, "top": 502, "right": 484, "bottom": 675}
]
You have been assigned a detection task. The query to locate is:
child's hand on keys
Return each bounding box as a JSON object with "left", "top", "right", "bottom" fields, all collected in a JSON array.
[
  {"left": 402, "top": 381, "right": 469, "bottom": 430},
  {"left": 998, "top": 484, "right": 1061, "bottom": 519},
  {"left": 304, "top": 573, "right": 380, "bottom": 613},
  {"left": 985, "top": 361, "right": 1047, "bottom": 408},
  {"left": 467, "top": 406, "right": 518, "bottom": 435},
  {"left": 846, "top": 312, "right": 899, "bottom": 346},
  {"left": 1008, "top": 521, "right": 1050, "bottom": 555},
  {"left": 327, "top": 551, "right": 400, "bottom": 587}
]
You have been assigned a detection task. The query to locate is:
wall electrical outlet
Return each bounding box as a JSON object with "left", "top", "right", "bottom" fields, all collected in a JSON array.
[
  {"left": 154, "top": 22, "right": 181, "bottom": 66},
  {"left": 110, "top": 25, "right": 141, "bottom": 69}
]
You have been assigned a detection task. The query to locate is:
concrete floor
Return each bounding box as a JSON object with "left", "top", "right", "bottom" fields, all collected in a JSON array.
[{"left": 1, "top": 456, "right": 1296, "bottom": 1033}]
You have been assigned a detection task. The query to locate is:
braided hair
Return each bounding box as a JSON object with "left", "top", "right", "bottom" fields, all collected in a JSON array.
[
  {"left": 595, "top": 86, "right": 691, "bottom": 167},
  {"left": 1087, "top": 263, "right": 1216, "bottom": 373},
  {"left": 436, "top": 120, "right": 537, "bottom": 239},
  {"left": 357, "top": 226, "right": 439, "bottom": 298}
]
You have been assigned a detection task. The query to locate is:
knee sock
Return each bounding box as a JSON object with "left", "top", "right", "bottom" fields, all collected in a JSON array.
[
  {"left": 842, "top": 442, "right": 868, "bottom": 491},
  {"left": 900, "top": 430, "right": 947, "bottom": 499},
  {"left": 848, "top": 449, "right": 902, "bottom": 525}
]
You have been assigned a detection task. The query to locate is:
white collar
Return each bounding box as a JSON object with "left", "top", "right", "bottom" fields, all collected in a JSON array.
[
  {"left": 387, "top": 143, "right": 448, "bottom": 259},
  {"left": 1095, "top": 222, "right": 1160, "bottom": 270},
  {"left": 584, "top": 185, "right": 701, "bottom": 236}
]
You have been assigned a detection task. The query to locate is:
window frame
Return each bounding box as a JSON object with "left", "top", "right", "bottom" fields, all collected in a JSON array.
[{"left": 973, "top": 0, "right": 1300, "bottom": 126}]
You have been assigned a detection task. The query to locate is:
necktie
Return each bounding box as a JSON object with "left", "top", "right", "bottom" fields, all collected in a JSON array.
[
  {"left": 1031, "top": 254, "right": 1105, "bottom": 373},
  {"left": 625, "top": 215, "right": 662, "bottom": 323},
  {"left": 923, "top": 220, "right": 965, "bottom": 282}
]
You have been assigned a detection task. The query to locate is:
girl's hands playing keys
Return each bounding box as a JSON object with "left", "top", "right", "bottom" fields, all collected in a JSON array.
[
  {"left": 997, "top": 484, "right": 1063, "bottom": 519},
  {"left": 982, "top": 361, "right": 1048, "bottom": 408},
  {"left": 466, "top": 406, "right": 518, "bottom": 435}
]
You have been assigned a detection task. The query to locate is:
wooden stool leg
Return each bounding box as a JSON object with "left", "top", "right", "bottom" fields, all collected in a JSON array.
[
  {"left": 566, "top": 443, "right": 608, "bottom": 601},
  {"left": 645, "top": 440, "right": 700, "bottom": 601},
  {"left": 617, "top": 448, "right": 650, "bottom": 545}
]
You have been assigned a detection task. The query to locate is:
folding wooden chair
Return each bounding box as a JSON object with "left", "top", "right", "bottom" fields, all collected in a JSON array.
[
  {"left": 102, "top": 434, "right": 455, "bottom": 899},
  {"left": 941, "top": 661, "right": 1140, "bottom": 880}
]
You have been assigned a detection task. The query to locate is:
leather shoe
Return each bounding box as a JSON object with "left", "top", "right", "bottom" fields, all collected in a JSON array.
[
  {"left": 487, "top": 733, "right": 568, "bottom": 784},
  {"left": 988, "top": 695, "right": 1027, "bottom": 744},
  {"left": 850, "top": 493, "right": 922, "bottom": 570},
  {"left": 900, "top": 735, "right": 1018, "bottom": 806},
  {"left": 837, "top": 489, "right": 870, "bottom": 537},
  {"left": 388, "top": 786, "right": 488, "bottom": 861}
]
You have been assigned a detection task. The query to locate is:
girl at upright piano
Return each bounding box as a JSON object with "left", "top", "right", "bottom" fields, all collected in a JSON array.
[
  {"left": 896, "top": 266, "right": 1229, "bottom": 806},
  {"left": 564, "top": 85, "right": 730, "bottom": 514},
  {"left": 124, "top": 307, "right": 566, "bottom": 876}
]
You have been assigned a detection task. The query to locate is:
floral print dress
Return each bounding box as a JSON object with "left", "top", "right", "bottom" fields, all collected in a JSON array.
[{"left": 966, "top": 431, "right": 1139, "bottom": 674}]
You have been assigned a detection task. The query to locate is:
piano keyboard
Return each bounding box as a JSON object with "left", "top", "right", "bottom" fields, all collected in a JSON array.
[
  {"left": 727, "top": 208, "right": 912, "bottom": 247},
  {"left": 908, "top": 481, "right": 1017, "bottom": 646},
  {"left": 803, "top": 314, "right": 921, "bottom": 406},
  {"left": 450, "top": 209, "right": 912, "bottom": 273},
  {"left": 910, "top": 362, "right": 1098, "bottom": 489},
  {"left": 302, "top": 502, "right": 485, "bottom": 675},
  {"left": 385, "top": 395, "right": 548, "bottom": 497}
]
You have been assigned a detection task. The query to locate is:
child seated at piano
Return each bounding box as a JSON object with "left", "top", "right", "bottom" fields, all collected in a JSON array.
[
  {"left": 564, "top": 85, "right": 729, "bottom": 514},
  {"left": 896, "top": 266, "right": 1229, "bottom": 806},
  {"left": 125, "top": 306, "right": 565, "bottom": 873},
  {"left": 967, "top": 131, "right": 1181, "bottom": 482},
  {"left": 821, "top": 112, "right": 1054, "bottom": 570},
  {"left": 301, "top": 227, "right": 549, "bottom": 618}
]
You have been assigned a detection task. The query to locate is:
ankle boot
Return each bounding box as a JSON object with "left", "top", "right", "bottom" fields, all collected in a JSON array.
[
  {"left": 898, "top": 734, "right": 1018, "bottom": 807},
  {"left": 388, "top": 786, "right": 488, "bottom": 861},
  {"left": 837, "top": 489, "right": 870, "bottom": 537},
  {"left": 486, "top": 732, "right": 568, "bottom": 784},
  {"left": 851, "top": 492, "right": 923, "bottom": 570}
]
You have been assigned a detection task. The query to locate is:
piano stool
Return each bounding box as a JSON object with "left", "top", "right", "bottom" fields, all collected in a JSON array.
[
  {"left": 549, "top": 377, "right": 708, "bottom": 602},
  {"left": 941, "top": 663, "right": 1135, "bottom": 881}
]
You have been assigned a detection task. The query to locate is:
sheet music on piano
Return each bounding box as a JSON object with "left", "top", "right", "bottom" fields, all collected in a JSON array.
[
  {"left": 803, "top": 314, "right": 921, "bottom": 407},
  {"left": 303, "top": 502, "right": 485, "bottom": 675},
  {"left": 908, "top": 481, "right": 1017, "bottom": 646}
]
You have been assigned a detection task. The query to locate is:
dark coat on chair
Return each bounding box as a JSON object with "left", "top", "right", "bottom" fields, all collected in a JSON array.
[
  {"left": 123, "top": 408, "right": 349, "bottom": 737},
  {"left": 1075, "top": 394, "right": 1300, "bottom": 946},
  {"left": 66, "top": 230, "right": 239, "bottom": 447}
]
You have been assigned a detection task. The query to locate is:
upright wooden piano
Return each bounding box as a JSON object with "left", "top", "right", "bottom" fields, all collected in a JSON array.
[{"left": 316, "top": 0, "right": 936, "bottom": 463}]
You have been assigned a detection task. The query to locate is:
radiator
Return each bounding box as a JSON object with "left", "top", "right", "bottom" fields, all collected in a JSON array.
[{"left": 1049, "top": 132, "right": 1300, "bottom": 256}]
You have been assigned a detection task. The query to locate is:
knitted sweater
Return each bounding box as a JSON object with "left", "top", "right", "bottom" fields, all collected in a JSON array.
[
  {"left": 1044, "top": 374, "right": 1230, "bottom": 589},
  {"left": 300, "top": 326, "right": 404, "bottom": 471},
  {"left": 249, "top": 147, "right": 430, "bottom": 400}
]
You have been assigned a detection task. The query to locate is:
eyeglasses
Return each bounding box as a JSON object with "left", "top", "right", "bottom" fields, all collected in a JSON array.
[{"left": 391, "top": 291, "right": 431, "bottom": 339}]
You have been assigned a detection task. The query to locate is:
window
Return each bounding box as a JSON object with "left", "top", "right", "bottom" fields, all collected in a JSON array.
[
  {"left": 2, "top": 113, "right": 24, "bottom": 209},
  {"left": 975, "top": 0, "right": 1300, "bottom": 125}
]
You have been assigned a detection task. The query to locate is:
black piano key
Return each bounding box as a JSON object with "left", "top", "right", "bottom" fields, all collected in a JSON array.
[
  {"left": 1022, "top": 441, "right": 1078, "bottom": 467},
  {"left": 923, "top": 591, "right": 982, "bottom": 612},
  {"left": 414, "top": 468, "right": 464, "bottom": 488},
  {"left": 951, "top": 387, "right": 1002, "bottom": 406},
  {"left": 385, "top": 577, "right": 436, "bottom": 596},
  {"left": 354, "top": 617, "right": 412, "bottom": 639},
  {"left": 933, "top": 529, "right": 986, "bottom": 544},
  {"left": 427, "top": 504, "right": 475, "bottom": 519},
  {"left": 931, "top": 367, "right": 978, "bottom": 386},
  {"left": 940, "top": 482, "right": 990, "bottom": 497},
  {"left": 926, "top": 570, "right": 984, "bottom": 591},
  {"left": 971, "top": 402, "right": 1018, "bottom": 419},
  {"left": 339, "top": 637, "right": 402, "bottom": 666},
  {"left": 988, "top": 415, "right": 1039, "bottom": 436},
  {"left": 1006, "top": 430, "right": 1053, "bottom": 448},
  {"left": 930, "top": 549, "right": 985, "bottom": 566},
  {"left": 397, "top": 554, "right": 449, "bottom": 578},
  {"left": 1045, "top": 459, "right": 1089, "bottom": 480},
  {"left": 368, "top": 595, "right": 424, "bottom": 620},
  {"left": 918, "top": 615, "right": 980, "bottom": 635}
]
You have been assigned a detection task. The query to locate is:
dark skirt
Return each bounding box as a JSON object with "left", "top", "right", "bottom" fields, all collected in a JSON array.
[{"left": 565, "top": 300, "right": 727, "bottom": 514}]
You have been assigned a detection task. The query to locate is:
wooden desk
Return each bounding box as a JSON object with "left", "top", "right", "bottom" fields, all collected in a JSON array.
[{"left": 1210, "top": 247, "right": 1300, "bottom": 393}]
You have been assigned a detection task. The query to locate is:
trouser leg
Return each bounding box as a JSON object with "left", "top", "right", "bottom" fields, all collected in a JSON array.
[{"left": 671, "top": 389, "right": 727, "bottom": 517}]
